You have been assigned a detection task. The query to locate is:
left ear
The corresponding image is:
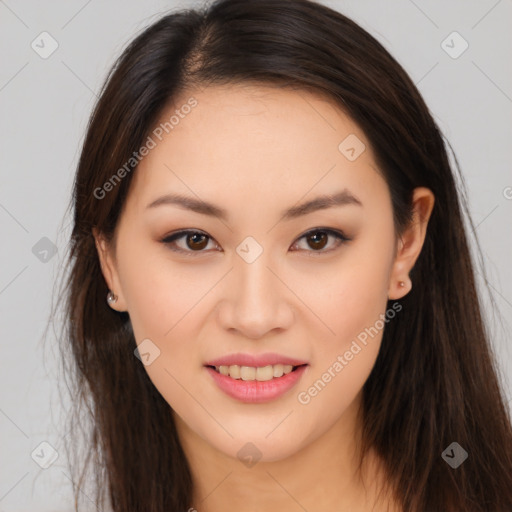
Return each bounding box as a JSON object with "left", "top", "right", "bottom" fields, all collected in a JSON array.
[{"left": 388, "top": 187, "right": 435, "bottom": 300}]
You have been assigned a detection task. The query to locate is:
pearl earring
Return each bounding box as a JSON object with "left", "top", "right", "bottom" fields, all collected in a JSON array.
[
  {"left": 399, "top": 281, "right": 405, "bottom": 287},
  {"left": 107, "top": 290, "right": 118, "bottom": 304}
]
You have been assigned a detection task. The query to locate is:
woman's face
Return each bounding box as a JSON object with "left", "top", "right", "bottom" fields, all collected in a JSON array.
[{"left": 95, "top": 83, "right": 429, "bottom": 463}]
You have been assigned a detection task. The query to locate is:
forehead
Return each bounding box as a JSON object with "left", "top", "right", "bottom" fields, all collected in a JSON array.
[{"left": 124, "top": 83, "right": 386, "bottom": 215}]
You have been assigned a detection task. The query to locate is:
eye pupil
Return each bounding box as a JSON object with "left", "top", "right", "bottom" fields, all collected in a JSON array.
[{"left": 308, "top": 231, "right": 328, "bottom": 250}]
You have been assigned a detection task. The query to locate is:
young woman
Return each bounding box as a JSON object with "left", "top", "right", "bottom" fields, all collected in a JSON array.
[{"left": 55, "top": 0, "right": 512, "bottom": 510}]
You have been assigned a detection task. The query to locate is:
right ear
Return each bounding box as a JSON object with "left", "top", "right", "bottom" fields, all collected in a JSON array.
[{"left": 92, "top": 227, "right": 128, "bottom": 311}]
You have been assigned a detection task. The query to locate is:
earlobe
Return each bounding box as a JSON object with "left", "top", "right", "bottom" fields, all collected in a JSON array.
[
  {"left": 388, "top": 277, "right": 411, "bottom": 300},
  {"left": 387, "top": 187, "right": 435, "bottom": 300}
]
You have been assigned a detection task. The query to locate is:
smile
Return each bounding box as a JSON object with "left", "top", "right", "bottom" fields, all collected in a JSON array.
[
  {"left": 205, "top": 364, "right": 308, "bottom": 403},
  {"left": 210, "top": 364, "right": 301, "bottom": 381}
]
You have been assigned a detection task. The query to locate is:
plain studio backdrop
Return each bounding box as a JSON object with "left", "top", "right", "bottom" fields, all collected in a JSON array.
[{"left": 0, "top": 0, "right": 511, "bottom": 510}]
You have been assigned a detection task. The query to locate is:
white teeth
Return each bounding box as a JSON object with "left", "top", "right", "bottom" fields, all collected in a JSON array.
[
  {"left": 214, "top": 364, "right": 297, "bottom": 381},
  {"left": 273, "top": 364, "right": 284, "bottom": 378},
  {"left": 256, "top": 365, "right": 274, "bottom": 381},
  {"left": 240, "top": 366, "right": 256, "bottom": 381},
  {"left": 228, "top": 365, "right": 241, "bottom": 379}
]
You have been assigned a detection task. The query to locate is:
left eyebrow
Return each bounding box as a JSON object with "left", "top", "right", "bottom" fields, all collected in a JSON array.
[
  {"left": 145, "top": 188, "right": 363, "bottom": 222},
  {"left": 280, "top": 189, "right": 363, "bottom": 220}
]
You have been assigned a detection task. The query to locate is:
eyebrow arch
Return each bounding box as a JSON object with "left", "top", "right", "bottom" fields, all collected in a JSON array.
[{"left": 145, "top": 189, "right": 363, "bottom": 221}]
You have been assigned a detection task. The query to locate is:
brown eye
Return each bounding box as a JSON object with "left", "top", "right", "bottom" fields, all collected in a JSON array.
[
  {"left": 186, "top": 232, "right": 209, "bottom": 250},
  {"left": 161, "top": 230, "right": 217, "bottom": 254},
  {"left": 306, "top": 231, "right": 328, "bottom": 250},
  {"left": 291, "top": 228, "right": 349, "bottom": 254},
  {"left": 162, "top": 227, "right": 350, "bottom": 256}
]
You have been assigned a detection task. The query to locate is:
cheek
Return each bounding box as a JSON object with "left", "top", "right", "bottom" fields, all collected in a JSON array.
[
  {"left": 118, "top": 240, "right": 206, "bottom": 342},
  {"left": 295, "top": 235, "right": 394, "bottom": 410},
  {"left": 312, "top": 247, "right": 393, "bottom": 356},
  {"left": 294, "top": 288, "right": 390, "bottom": 443},
  {"left": 116, "top": 243, "right": 218, "bottom": 391},
  {"left": 119, "top": 258, "right": 208, "bottom": 415}
]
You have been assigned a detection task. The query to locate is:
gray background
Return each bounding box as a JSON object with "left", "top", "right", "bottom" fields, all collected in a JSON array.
[{"left": 1, "top": 0, "right": 511, "bottom": 510}]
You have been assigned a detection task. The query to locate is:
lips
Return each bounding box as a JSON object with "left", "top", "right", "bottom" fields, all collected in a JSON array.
[
  {"left": 203, "top": 352, "right": 309, "bottom": 403},
  {"left": 204, "top": 352, "right": 308, "bottom": 368},
  {"left": 205, "top": 364, "right": 309, "bottom": 403}
]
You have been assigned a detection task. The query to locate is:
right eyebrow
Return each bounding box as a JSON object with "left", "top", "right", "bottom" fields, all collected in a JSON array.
[{"left": 280, "top": 189, "right": 363, "bottom": 220}]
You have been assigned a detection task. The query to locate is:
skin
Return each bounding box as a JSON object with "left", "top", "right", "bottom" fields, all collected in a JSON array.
[{"left": 94, "top": 83, "right": 434, "bottom": 512}]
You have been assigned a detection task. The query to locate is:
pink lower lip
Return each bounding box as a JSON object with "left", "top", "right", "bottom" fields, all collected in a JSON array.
[{"left": 205, "top": 365, "right": 308, "bottom": 403}]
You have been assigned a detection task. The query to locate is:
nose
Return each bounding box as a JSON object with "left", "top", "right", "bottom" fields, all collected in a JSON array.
[{"left": 216, "top": 251, "right": 294, "bottom": 339}]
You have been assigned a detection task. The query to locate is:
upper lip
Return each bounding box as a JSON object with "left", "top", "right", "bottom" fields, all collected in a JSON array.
[{"left": 204, "top": 353, "right": 308, "bottom": 368}]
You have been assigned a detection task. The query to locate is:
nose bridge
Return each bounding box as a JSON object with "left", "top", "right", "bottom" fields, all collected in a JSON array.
[
  {"left": 235, "top": 243, "right": 277, "bottom": 309},
  {"left": 219, "top": 239, "right": 292, "bottom": 338}
]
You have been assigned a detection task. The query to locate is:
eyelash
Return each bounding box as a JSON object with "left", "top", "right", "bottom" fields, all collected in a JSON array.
[{"left": 160, "top": 227, "right": 351, "bottom": 256}]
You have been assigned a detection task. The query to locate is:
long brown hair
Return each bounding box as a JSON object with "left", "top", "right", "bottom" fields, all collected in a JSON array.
[{"left": 52, "top": 0, "right": 512, "bottom": 510}]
